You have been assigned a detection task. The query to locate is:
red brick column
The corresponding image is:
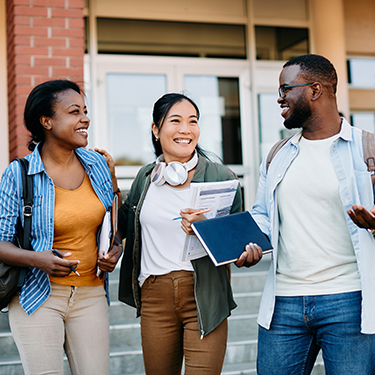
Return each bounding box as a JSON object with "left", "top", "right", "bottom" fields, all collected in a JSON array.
[{"left": 6, "top": 0, "right": 85, "bottom": 159}]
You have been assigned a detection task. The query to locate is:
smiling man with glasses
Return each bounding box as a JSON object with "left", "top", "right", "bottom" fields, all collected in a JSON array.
[
  {"left": 278, "top": 82, "right": 314, "bottom": 98},
  {"left": 249, "top": 54, "right": 375, "bottom": 374}
]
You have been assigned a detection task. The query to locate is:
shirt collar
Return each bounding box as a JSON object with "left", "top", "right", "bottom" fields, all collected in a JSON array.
[
  {"left": 290, "top": 117, "right": 352, "bottom": 145},
  {"left": 26, "top": 144, "right": 45, "bottom": 175},
  {"left": 338, "top": 117, "right": 353, "bottom": 142},
  {"left": 26, "top": 145, "right": 97, "bottom": 175}
]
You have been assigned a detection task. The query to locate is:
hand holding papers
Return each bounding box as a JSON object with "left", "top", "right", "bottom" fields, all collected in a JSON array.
[
  {"left": 181, "top": 179, "right": 239, "bottom": 261},
  {"left": 97, "top": 194, "right": 118, "bottom": 277},
  {"left": 173, "top": 209, "right": 211, "bottom": 221}
]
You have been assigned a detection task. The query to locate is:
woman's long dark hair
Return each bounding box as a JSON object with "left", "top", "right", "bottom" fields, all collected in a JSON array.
[{"left": 151, "top": 93, "right": 208, "bottom": 159}]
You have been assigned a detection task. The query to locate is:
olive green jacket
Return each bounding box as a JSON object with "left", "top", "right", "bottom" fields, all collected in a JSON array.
[{"left": 118, "top": 155, "right": 242, "bottom": 337}]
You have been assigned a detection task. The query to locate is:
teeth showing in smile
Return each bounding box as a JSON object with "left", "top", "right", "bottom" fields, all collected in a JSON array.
[
  {"left": 76, "top": 129, "right": 88, "bottom": 134},
  {"left": 175, "top": 139, "right": 191, "bottom": 144},
  {"left": 281, "top": 107, "right": 289, "bottom": 116}
]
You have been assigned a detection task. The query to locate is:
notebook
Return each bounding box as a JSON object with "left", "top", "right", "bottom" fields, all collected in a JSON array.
[
  {"left": 97, "top": 194, "right": 118, "bottom": 277},
  {"left": 191, "top": 211, "right": 272, "bottom": 266}
]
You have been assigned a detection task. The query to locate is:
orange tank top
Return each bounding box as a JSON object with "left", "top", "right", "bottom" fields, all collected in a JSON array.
[{"left": 50, "top": 173, "right": 106, "bottom": 287}]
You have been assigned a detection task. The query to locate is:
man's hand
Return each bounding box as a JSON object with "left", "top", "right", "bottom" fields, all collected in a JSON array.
[
  {"left": 347, "top": 204, "right": 375, "bottom": 229},
  {"left": 235, "top": 242, "right": 263, "bottom": 268}
]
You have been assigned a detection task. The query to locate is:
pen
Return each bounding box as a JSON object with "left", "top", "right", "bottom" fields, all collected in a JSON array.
[
  {"left": 52, "top": 249, "right": 80, "bottom": 276},
  {"left": 172, "top": 209, "right": 211, "bottom": 221}
]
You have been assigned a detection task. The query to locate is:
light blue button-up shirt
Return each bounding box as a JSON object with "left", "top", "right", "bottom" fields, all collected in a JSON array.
[
  {"left": 251, "top": 119, "right": 375, "bottom": 333},
  {"left": 0, "top": 145, "right": 113, "bottom": 315}
]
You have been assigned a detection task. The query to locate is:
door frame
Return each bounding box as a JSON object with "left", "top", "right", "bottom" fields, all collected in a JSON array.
[{"left": 85, "top": 54, "right": 257, "bottom": 208}]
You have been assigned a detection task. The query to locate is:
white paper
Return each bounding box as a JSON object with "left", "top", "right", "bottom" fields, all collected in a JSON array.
[
  {"left": 181, "top": 179, "right": 239, "bottom": 261},
  {"left": 97, "top": 210, "right": 111, "bottom": 276}
]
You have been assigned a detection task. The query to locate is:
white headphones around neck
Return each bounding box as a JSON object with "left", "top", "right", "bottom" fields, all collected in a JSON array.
[{"left": 151, "top": 151, "right": 198, "bottom": 186}]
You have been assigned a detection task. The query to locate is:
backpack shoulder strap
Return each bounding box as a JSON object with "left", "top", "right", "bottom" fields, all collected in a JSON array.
[
  {"left": 14, "top": 158, "right": 33, "bottom": 287},
  {"left": 362, "top": 130, "right": 375, "bottom": 188},
  {"left": 266, "top": 136, "right": 293, "bottom": 174}
]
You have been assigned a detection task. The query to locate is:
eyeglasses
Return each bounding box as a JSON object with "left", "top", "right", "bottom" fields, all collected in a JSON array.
[{"left": 278, "top": 83, "right": 314, "bottom": 98}]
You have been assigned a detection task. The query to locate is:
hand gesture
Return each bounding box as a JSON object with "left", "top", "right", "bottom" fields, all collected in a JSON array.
[
  {"left": 347, "top": 204, "right": 375, "bottom": 230},
  {"left": 94, "top": 148, "right": 116, "bottom": 178}
]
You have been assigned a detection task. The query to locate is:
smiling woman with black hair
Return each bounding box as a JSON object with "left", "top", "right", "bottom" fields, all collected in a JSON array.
[
  {"left": 0, "top": 80, "right": 122, "bottom": 375},
  {"left": 117, "top": 93, "right": 262, "bottom": 375}
]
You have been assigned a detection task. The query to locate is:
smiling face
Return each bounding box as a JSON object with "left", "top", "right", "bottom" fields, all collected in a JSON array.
[
  {"left": 278, "top": 65, "right": 313, "bottom": 130},
  {"left": 42, "top": 89, "right": 90, "bottom": 150},
  {"left": 152, "top": 99, "right": 200, "bottom": 164}
]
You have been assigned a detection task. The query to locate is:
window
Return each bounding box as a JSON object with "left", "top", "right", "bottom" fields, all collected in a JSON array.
[
  {"left": 106, "top": 73, "right": 167, "bottom": 165},
  {"left": 351, "top": 113, "right": 375, "bottom": 133},
  {"left": 255, "top": 26, "right": 309, "bottom": 61},
  {"left": 258, "top": 93, "right": 298, "bottom": 158},
  {"left": 184, "top": 76, "right": 243, "bottom": 164},
  {"left": 91, "top": 18, "right": 246, "bottom": 59},
  {"left": 347, "top": 58, "right": 375, "bottom": 88}
]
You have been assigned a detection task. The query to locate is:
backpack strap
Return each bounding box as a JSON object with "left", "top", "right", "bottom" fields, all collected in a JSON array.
[
  {"left": 362, "top": 130, "right": 375, "bottom": 190},
  {"left": 15, "top": 158, "right": 33, "bottom": 287},
  {"left": 266, "top": 136, "right": 293, "bottom": 174}
]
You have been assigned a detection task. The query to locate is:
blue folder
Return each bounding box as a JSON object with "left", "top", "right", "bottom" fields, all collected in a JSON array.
[{"left": 191, "top": 211, "right": 273, "bottom": 266}]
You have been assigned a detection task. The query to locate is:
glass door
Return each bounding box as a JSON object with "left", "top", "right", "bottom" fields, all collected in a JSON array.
[{"left": 92, "top": 55, "right": 254, "bottom": 206}]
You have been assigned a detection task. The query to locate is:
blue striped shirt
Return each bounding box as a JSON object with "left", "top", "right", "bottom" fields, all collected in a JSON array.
[{"left": 0, "top": 145, "right": 114, "bottom": 315}]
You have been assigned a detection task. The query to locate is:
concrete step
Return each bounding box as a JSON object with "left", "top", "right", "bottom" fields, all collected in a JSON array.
[
  {"left": 110, "top": 301, "right": 138, "bottom": 323},
  {"left": 221, "top": 361, "right": 256, "bottom": 374},
  {"left": 0, "top": 348, "right": 146, "bottom": 375},
  {"left": 225, "top": 336, "right": 257, "bottom": 365},
  {"left": 228, "top": 314, "right": 258, "bottom": 340},
  {"left": 0, "top": 313, "right": 10, "bottom": 331},
  {"left": 232, "top": 292, "right": 262, "bottom": 315},
  {"left": 0, "top": 331, "right": 18, "bottom": 358}
]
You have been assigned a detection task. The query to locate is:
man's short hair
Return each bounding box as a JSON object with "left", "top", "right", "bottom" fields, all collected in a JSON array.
[{"left": 284, "top": 54, "right": 338, "bottom": 95}]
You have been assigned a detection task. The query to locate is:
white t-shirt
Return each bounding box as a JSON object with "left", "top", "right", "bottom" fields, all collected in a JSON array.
[
  {"left": 139, "top": 182, "right": 194, "bottom": 286},
  {"left": 276, "top": 134, "right": 361, "bottom": 296}
]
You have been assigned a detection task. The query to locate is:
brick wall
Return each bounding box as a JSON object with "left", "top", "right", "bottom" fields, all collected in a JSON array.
[{"left": 6, "top": 0, "right": 85, "bottom": 159}]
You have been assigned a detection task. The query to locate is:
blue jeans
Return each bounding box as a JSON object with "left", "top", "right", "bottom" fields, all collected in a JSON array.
[{"left": 257, "top": 291, "right": 375, "bottom": 375}]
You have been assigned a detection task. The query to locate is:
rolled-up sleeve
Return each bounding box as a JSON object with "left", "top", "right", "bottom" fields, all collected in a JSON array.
[{"left": 0, "top": 163, "right": 20, "bottom": 242}]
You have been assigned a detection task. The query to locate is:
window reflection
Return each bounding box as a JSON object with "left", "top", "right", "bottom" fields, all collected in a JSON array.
[
  {"left": 184, "top": 76, "right": 242, "bottom": 164},
  {"left": 258, "top": 93, "right": 298, "bottom": 159},
  {"left": 106, "top": 74, "right": 166, "bottom": 165},
  {"left": 255, "top": 26, "right": 309, "bottom": 61}
]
